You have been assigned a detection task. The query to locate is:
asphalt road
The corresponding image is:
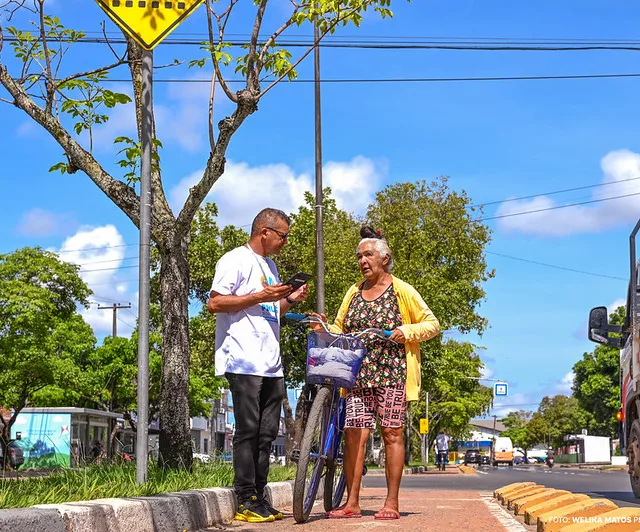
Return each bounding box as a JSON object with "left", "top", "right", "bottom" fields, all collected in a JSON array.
[{"left": 362, "top": 464, "right": 640, "bottom": 508}]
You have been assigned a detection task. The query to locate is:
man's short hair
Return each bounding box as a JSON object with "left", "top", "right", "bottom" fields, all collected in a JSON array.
[{"left": 251, "top": 208, "right": 291, "bottom": 237}]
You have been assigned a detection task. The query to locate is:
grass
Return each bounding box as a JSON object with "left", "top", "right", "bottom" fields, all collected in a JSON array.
[{"left": 0, "top": 461, "right": 297, "bottom": 509}]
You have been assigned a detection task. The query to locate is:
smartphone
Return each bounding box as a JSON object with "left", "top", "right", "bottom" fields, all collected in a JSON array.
[{"left": 283, "top": 272, "right": 312, "bottom": 291}]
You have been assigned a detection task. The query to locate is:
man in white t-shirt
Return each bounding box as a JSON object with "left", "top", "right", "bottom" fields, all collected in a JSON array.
[{"left": 208, "top": 208, "right": 308, "bottom": 523}]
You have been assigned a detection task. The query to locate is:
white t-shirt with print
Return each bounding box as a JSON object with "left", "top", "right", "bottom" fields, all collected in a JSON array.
[{"left": 211, "top": 245, "right": 283, "bottom": 377}]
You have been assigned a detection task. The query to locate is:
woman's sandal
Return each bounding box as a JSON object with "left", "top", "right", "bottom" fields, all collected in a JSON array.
[
  {"left": 374, "top": 507, "right": 400, "bottom": 520},
  {"left": 325, "top": 508, "right": 362, "bottom": 519}
]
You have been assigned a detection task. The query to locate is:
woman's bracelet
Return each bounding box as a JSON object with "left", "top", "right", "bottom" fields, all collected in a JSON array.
[{"left": 285, "top": 295, "right": 295, "bottom": 305}]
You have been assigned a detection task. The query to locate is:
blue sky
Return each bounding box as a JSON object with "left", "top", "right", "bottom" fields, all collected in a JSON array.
[{"left": 2, "top": 0, "right": 639, "bottom": 418}]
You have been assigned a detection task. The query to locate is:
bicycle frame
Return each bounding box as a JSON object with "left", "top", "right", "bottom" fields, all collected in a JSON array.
[{"left": 304, "top": 387, "right": 345, "bottom": 501}]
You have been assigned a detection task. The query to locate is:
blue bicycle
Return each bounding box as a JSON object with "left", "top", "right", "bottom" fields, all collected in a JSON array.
[{"left": 286, "top": 313, "right": 392, "bottom": 523}]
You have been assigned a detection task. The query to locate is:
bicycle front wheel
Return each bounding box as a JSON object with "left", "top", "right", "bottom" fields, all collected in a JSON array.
[
  {"left": 293, "top": 385, "right": 332, "bottom": 523},
  {"left": 323, "top": 438, "right": 346, "bottom": 512}
]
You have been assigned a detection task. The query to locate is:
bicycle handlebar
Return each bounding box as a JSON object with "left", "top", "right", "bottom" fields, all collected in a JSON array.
[{"left": 285, "top": 312, "right": 394, "bottom": 338}]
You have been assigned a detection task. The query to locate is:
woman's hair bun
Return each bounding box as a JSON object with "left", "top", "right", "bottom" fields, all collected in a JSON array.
[{"left": 360, "top": 226, "right": 383, "bottom": 239}]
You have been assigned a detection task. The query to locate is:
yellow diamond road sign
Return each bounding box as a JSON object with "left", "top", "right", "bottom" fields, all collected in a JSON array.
[{"left": 96, "top": 0, "right": 204, "bottom": 50}]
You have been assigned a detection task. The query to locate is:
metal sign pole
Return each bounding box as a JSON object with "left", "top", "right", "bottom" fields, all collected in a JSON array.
[{"left": 136, "top": 48, "right": 152, "bottom": 485}]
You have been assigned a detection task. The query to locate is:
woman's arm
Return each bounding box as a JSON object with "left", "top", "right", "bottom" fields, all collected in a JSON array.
[{"left": 398, "top": 288, "right": 440, "bottom": 342}]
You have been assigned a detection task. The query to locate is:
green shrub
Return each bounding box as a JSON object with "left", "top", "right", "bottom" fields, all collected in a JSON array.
[{"left": 0, "top": 461, "right": 296, "bottom": 509}]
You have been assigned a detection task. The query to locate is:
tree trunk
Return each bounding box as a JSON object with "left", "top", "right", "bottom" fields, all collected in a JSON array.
[{"left": 158, "top": 234, "right": 192, "bottom": 469}]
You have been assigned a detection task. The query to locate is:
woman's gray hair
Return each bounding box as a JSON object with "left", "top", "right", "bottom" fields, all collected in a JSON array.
[{"left": 357, "top": 237, "right": 394, "bottom": 273}]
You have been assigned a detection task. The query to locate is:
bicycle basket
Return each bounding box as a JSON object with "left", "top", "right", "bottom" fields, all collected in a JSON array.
[{"left": 306, "top": 331, "right": 366, "bottom": 389}]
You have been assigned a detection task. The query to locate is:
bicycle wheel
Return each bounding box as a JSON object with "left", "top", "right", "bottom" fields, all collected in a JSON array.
[
  {"left": 293, "top": 385, "right": 332, "bottom": 523},
  {"left": 324, "top": 438, "right": 346, "bottom": 512}
]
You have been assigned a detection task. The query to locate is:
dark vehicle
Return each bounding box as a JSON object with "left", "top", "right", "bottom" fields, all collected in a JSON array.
[
  {"left": 0, "top": 440, "right": 25, "bottom": 469},
  {"left": 464, "top": 448, "right": 481, "bottom": 465},
  {"left": 481, "top": 454, "right": 490, "bottom": 465}
]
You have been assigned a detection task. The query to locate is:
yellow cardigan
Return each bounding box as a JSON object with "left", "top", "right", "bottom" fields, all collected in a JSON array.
[{"left": 328, "top": 276, "right": 440, "bottom": 401}]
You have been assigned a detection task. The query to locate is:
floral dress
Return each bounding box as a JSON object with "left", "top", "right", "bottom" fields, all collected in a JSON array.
[{"left": 342, "top": 284, "right": 406, "bottom": 388}]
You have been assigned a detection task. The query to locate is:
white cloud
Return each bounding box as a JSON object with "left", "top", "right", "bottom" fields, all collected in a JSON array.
[
  {"left": 169, "top": 156, "right": 382, "bottom": 226},
  {"left": 496, "top": 149, "right": 640, "bottom": 236},
  {"left": 555, "top": 371, "right": 575, "bottom": 394},
  {"left": 480, "top": 365, "right": 495, "bottom": 380},
  {"left": 16, "top": 208, "right": 77, "bottom": 236},
  {"left": 56, "top": 225, "right": 135, "bottom": 337},
  {"left": 491, "top": 392, "right": 532, "bottom": 418},
  {"left": 608, "top": 298, "right": 626, "bottom": 314}
]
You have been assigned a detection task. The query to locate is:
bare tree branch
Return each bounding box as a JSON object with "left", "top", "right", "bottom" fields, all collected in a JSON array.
[
  {"left": 0, "top": 64, "right": 142, "bottom": 227},
  {"left": 257, "top": 15, "right": 298, "bottom": 73},
  {"left": 54, "top": 58, "right": 127, "bottom": 89},
  {"left": 246, "top": 0, "right": 269, "bottom": 92},
  {"left": 207, "top": 0, "right": 237, "bottom": 103},
  {"left": 259, "top": 5, "right": 361, "bottom": 98},
  {"left": 36, "top": 0, "right": 55, "bottom": 114},
  {"left": 175, "top": 90, "right": 258, "bottom": 234}
]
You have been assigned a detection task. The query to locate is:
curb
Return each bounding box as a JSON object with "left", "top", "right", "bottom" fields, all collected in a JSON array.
[
  {"left": 458, "top": 464, "right": 477, "bottom": 474},
  {"left": 493, "top": 481, "right": 640, "bottom": 531},
  {"left": 0, "top": 481, "right": 297, "bottom": 532}
]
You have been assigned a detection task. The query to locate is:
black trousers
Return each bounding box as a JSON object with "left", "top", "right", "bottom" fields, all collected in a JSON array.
[{"left": 226, "top": 372, "right": 285, "bottom": 501}]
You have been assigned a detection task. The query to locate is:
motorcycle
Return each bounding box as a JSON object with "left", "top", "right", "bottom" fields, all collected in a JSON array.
[{"left": 546, "top": 456, "right": 554, "bottom": 468}]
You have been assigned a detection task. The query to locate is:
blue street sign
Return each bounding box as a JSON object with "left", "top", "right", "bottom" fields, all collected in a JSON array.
[{"left": 494, "top": 382, "right": 508, "bottom": 396}]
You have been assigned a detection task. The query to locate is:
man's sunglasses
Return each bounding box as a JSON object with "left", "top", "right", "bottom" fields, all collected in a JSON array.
[{"left": 266, "top": 227, "right": 289, "bottom": 240}]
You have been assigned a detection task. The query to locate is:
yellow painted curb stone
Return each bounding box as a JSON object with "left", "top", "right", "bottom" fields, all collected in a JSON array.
[
  {"left": 501, "top": 485, "right": 545, "bottom": 505},
  {"left": 507, "top": 487, "right": 548, "bottom": 510},
  {"left": 494, "top": 482, "right": 537, "bottom": 499},
  {"left": 556, "top": 507, "right": 640, "bottom": 531},
  {"left": 513, "top": 489, "right": 570, "bottom": 515},
  {"left": 525, "top": 494, "right": 591, "bottom": 525},
  {"left": 537, "top": 498, "right": 618, "bottom": 532}
]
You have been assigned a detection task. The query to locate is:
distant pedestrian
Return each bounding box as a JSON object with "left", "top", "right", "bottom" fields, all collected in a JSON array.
[
  {"left": 208, "top": 208, "right": 308, "bottom": 523},
  {"left": 434, "top": 432, "right": 451, "bottom": 469}
]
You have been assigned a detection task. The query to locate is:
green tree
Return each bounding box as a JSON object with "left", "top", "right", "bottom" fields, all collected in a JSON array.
[
  {"left": 0, "top": 0, "right": 398, "bottom": 468},
  {"left": 0, "top": 247, "right": 92, "bottom": 465},
  {"left": 572, "top": 306, "right": 623, "bottom": 438},
  {"left": 366, "top": 178, "right": 495, "bottom": 458},
  {"left": 538, "top": 395, "right": 589, "bottom": 448},
  {"left": 500, "top": 410, "right": 544, "bottom": 458}
]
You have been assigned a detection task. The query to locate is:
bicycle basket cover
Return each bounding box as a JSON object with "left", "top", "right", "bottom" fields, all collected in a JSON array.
[{"left": 306, "top": 331, "right": 366, "bottom": 388}]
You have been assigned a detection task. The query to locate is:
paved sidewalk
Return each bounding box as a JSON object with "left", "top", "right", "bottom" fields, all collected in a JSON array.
[{"left": 210, "top": 489, "right": 530, "bottom": 531}]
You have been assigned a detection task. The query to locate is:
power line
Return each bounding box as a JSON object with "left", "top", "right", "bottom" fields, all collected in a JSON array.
[
  {"left": 472, "top": 176, "right": 640, "bottom": 208},
  {"left": 479, "top": 191, "right": 640, "bottom": 221},
  {"left": 5, "top": 35, "right": 640, "bottom": 51},
  {"left": 486, "top": 251, "right": 626, "bottom": 281},
  {"left": 96, "top": 72, "right": 640, "bottom": 84},
  {"left": 79, "top": 264, "right": 138, "bottom": 273}
]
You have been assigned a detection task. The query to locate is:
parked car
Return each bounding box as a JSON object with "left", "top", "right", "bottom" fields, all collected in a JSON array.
[
  {"left": 480, "top": 454, "right": 490, "bottom": 465},
  {"left": 464, "top": 448, "right": 482, "bottom": 465},
  {"left": 0, "top": 440, "right": 25, "bottom": 469}
]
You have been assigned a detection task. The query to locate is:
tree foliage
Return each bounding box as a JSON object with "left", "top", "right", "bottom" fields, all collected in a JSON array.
[
  {"left": 572, "top": 305, "right": 623, "bottom": 438},
  {"left": 0, "top": 247, "right": 93, "bottom": 461},
  {"left": 0, "top": 0, "right": 404, "bottom": 468},
  {"left": 538, "top": 395, "right": 589, "bottom": 448}
]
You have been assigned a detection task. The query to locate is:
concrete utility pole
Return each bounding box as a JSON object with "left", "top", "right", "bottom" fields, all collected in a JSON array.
[
  {"left": 97, "top": 303, "right": 132, "bottom": 338},
  {"left": 313, "top": 11, "right": 325, "bottom": 315}
]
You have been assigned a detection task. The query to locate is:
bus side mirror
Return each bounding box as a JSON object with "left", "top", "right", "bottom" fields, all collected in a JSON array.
[{"left": 588, "top": 306, "right": 623, "bottom": 348}]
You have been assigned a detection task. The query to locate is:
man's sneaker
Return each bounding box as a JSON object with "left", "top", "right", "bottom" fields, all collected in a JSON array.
[
  {"left": 235, "top": 496, "right": 275, "bottom": 523},
  {"left": 257, "top": 498, "right": 284, "bottom": 520}
]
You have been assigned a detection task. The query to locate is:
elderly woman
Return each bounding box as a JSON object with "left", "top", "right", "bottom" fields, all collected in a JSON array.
[{"left": 312, "top": 226, "right": 440, "bottom": 520}]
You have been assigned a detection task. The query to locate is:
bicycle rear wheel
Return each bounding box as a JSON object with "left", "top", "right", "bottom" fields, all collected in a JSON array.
[
  {"left": 324, "top": 438, "right": 346, "bottom": 512},
  {"left": 293, "top": 385, "right": 332, "bottom": 523}
]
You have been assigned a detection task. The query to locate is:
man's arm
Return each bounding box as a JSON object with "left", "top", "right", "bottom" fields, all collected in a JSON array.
[{"left": 208, "top": 284, "right": 292, "bottom": 314}]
